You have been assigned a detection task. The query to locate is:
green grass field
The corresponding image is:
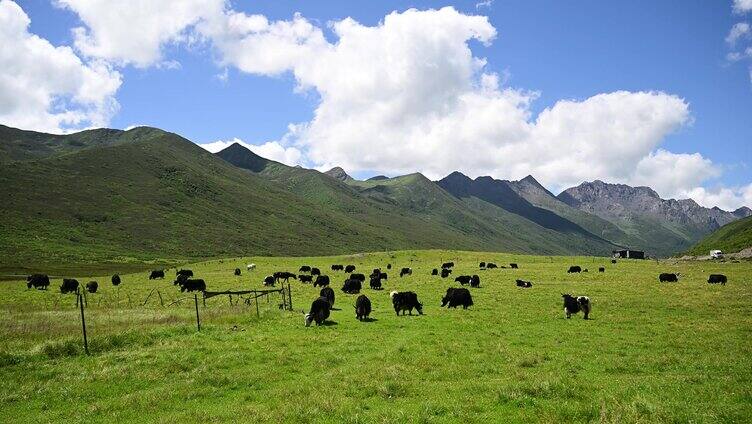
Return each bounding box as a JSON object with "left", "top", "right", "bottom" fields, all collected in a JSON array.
[{"left": 1, "top": 250, "right": 751, "bottom": 423}]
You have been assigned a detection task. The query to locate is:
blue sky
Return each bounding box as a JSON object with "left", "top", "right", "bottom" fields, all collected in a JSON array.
[{"left": 3, "top": 0, "right": 752, "bottom": 209}]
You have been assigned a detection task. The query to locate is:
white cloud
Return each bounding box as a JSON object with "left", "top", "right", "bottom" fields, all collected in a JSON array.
[
  {"left": 726, "top": 22, "right": 750, "bottom": 45},
  {"left": 200, "top": 137, "right": 303, "bottom": 167},
  {"left": 476, "top": 0, "right": 493, "bottom": 10},
  {"left": 631, "top": 150, "right": 720, "bottom": 199},
  {"left": 56, "top": 0, "right": 225, "bottom": 67},
  {"left": 681, "top": 184, "right": 752, "bottom": 211},
  {"left": 0, "top": 0, "right": 121, "bottom": 133},
  {"left": 733, "top": 0, "right": 752, "bottom": 14}
]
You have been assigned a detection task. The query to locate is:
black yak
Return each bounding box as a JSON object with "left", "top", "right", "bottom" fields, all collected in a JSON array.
[
  {"left": 470, "top": 275, "right": 481, "bottom": 288},
  {"left": 440, "top": 268, "right": 452, "bottom": 278},
  {"left": 234, "top": 268, "right": 241, "bottom": 276},
  {"left": 441, "top": 287, "right": 473, "bottom": 309},
  {"left": 479, "top": 262, "right": 486, "bottom": 268},
  {"left": 598, "top": 267, "right": 605, "bottom": 273},
  {"left": 149, "top": 270, "right": 165, "bottom": 280},
  {"left": 345, "top": 265, "right": 356, "bottom": 273},
  {"left": 350, "top": 273, "right": 366, "bottom": 282},
  {"left": 659, "top": 273, "right": 678, "bottom": 282},
  {"left": 111, "top": 274, "right": 121, "bottom": 286},
  {"left": 331, "top": 264, "right": 344, "bottom": 271},
  {"left": 320, "top": 287, "right": 335, "bottom": 308},
  {"left": 510, "top": 263, "right": 518, "bottom": 269},
  {"left": 311, "top": 267, "right": 321, "bottom": 276},
  {"left": 431, "top": 268, "right": 438, "bottom": 276},
  {"left": 355, "top": 295, "right": 372, "bottom": 321},
  {"left": 441, "top": 262, "right": 454, "bottom": 269},
  {"left": 342, "top": 278, "right": 362, "bottom": 294},
  {"left": 263, "top": 275, "right": 276, "bottom": 286},
  {"left": 516, "top": 279, "right": 532, "bottom": 288},
  {"left": 313, "top": 275, "right": 330, "bottom": 287},
  {"left": 60, "top": 278, "right": 79, "bottom": 294},
  {"left": 707, "top": 274, "right": 727, "bottom": 285},
  {"left": 562, "top": 294, "right": 591, "bottom": 319},
  {"left": 486, "top": 262, "right": 498, "bottom": 269},
  {"left": 400, "top": 267, "right": 412, "bottom": 277},
  {"left": 86, "top": 281, "right": 98, "bottom": 293},
  {"left": 305, "top": 297, "right": 331, "bottom": 327},
  {"left": 299, "top": 265, "right": 311, "bottom": 273},
  {"left": 176, "top": 269, "right": 193, "bottom": 277},
  {"left": 180, "top": 279, "right": 206, "bottom": 292},
  {"left": 390, "top": 291, "right": 423, "bottom": 315},
  {"left": 454, "top": 275, "right": 472, "bottom": 286},
  {"left": 567, "top": 266, "right": 581, "bottom": 273},
  {"left": 369, "top": 275, "right": 382, "bottom": 290},
  {"left": 26, "top": 274, "right": 50, "bottom": 290},
  {"left": 299, "top": 275, "right": 313, "bottom": 283}
]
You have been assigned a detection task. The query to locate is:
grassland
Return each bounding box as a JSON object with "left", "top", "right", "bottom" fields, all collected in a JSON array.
[{"left": 1, "top": 250, "right": 751, "bottom": 423}]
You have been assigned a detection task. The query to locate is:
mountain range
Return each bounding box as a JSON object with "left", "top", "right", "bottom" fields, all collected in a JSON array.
[{"left": 0, "top": 124, "right": 748, "bottom": 265}]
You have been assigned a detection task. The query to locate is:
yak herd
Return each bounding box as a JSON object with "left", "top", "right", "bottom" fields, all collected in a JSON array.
[{"left": 24, "top": 257, "right": 730, "bottom": 327}]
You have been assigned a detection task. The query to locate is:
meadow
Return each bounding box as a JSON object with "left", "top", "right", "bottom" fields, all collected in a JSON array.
[{"left": 1, "top": 250, "right": 750, "bottom": 423}]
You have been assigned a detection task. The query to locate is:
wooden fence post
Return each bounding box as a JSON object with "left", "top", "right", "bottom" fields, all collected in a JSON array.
[
  {"left": 254, "top": 291, "right": 260, "bottom": 318},
  {"left": 78, "top": 293, "right": 89, "bottom": 355},
  {"left": 194, "top": 294, "right": 201, "bottom": 332},
  {"left": 287, "top": 282, "right": 293, "bottom": 311}
]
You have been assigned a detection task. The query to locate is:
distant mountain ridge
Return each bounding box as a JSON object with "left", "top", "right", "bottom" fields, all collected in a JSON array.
[{"left": 0, "top": 124, "right": 748, "bottom": 263}]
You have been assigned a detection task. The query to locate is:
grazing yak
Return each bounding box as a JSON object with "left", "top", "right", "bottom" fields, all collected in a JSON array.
[
  {"left": 60, "top": 278, "right": 79, "bottom": 294},
  {"left": 470, "top": 275, "right": 481, "bottom": 288},
  {"left": 174, "top": 274, "right": 188, "bottom": 286},
  {"left": 369, "top": 275, "right": 382, "bottom": 290},
  {"left": 342, "top": 278, "right": 362, "bottom": 294},
  {"left": 516, "top": 279, "right": 533, "bottom": 288},
  {"left": 180, "top": 279, "right": 206, "bottom": 292},
  {"left": 390, "top": 291, "right": 423, "bottom": 316},
  {"left": 583, "top": 269, "right": 589, "bottom": 273},
  {"left": 320, "top": 287, "right": 335, "bottom": 308},
  {"left": 355, "top": 295, "right": 372, "bottom": 321},
  {"left": 350, "top": 273, "right": 366, "bottom": 282},
  {"left": 441, "top": 287, "right": 473, "bottom": 309},
  {"left": 149, "top": 270, "right": 165, "bottom": 280},
  {"left": 299, "top": 275, "right": 313, "bottom": 284},
  {"left": 299, "top": 265, "right": 311, "bottom": 273},
  {"left": 659, "top": 273, "right": 678, "bottom": 283},
  {"left": 611, "top": 259, "right": 617, "bottom": 264},
  {"left": 305, "top": 297, "right": 331, "bottom": 327},
  {"left": 274, "top": 272, "right": 297, "bottom": 283},
  {"left": 387, "top": 264, "right": 392, "bottom": 270},
  {"left": 598, "top": 267, "right": 605, "bottom": 273},
  {"left": 263, "top": 276, "right": 276, "bottom": 286},
  {"left": 400, "top": 267, "right": 412, "bottom": 277},
  {"left": 111, "top": 274, "right": 121, "bottom": 286},
  {"left": 455, "top": 275, "right": 472, "bottom": 286},
  {"left": 26, "top": 274, "right": 50, "bottom": 290},
  {"left": 431, "top": 268, "right": 439, "bottom": 276},
  {"left": 331, "top": 264, "right": 344, "bottom": 271},
  {"left": 313, "top": 275, "right": 330, "bottom": 287},
  {"left": 234, "top": 268, "right": 241, "bottom": 276},
  {"left": 345, "top": 265, "right": 356, "bottom": 273},
  {"left": 86, "top": 281, "right": 98, "bottom": 293},
  {"left": 246, "top": 264, "right": 256, "bottom": 271},
  {"left": 440, "top": 268, "right": 452, "bottom": 278},
  {"left": 441, "top": 262, "right": 455, "bottom": 269},
  {"left": 479, "top": 262, "right": 486, "bottom": 268},
  {"left": 486, "top": 263, "right": 498, "bottom": 269},
  {"left": 176, "top": 269, "right": 193, "bottom": 278},
  {"left": 562, "top": 294, "right": 591, "bottom": 319},
  {"left": 567, "top": 266, "right": 582, "bottom": 273},
  {"left": 708, "top": 274, "right": 727, "bottom": 285},
  {"left": 311, "top": 267, "right": 321, "bottom": 276}
]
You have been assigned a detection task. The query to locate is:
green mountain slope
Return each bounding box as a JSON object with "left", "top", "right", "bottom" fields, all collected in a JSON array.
[
  {"left": 0, "top": 128, "right": 473, "bottom": 264},
  {"left": 0, "top": 124, "right": 126, "bottom": 162},
  {"left": 685, "top": 216, "right": 752, "bottom": 256}
]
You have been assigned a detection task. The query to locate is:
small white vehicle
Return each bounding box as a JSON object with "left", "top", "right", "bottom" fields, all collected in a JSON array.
[{"left": 709, "top": 250, "right": 724, "bottom": 259}]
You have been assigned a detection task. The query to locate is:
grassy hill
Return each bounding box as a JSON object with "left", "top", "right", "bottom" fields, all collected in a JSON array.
[
  {"left": 685, "top": 215, "right": 752, "bottom": 256},
  {"left": 1, "top": 128, "right": 481, "bottom": 266}
]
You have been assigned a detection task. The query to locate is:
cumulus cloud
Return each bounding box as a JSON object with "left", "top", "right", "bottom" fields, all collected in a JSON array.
[
  {"left": 56, "top": 0, "right": 225, "bottom": 67},
  {"left": 0, "top": 0, "right": 121, "bottom": 133},
  {"left": 200, "top": 137, "right": 303, "bottom": 167},
  {"left": 726, "top": 22, "right": 750, "bottom": 45},
  {"left": 733, "top": 0, "right": 752, "bottom": 14},
  {"left": 682, "top": 184, "right": 752, "bottom": 211}
]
